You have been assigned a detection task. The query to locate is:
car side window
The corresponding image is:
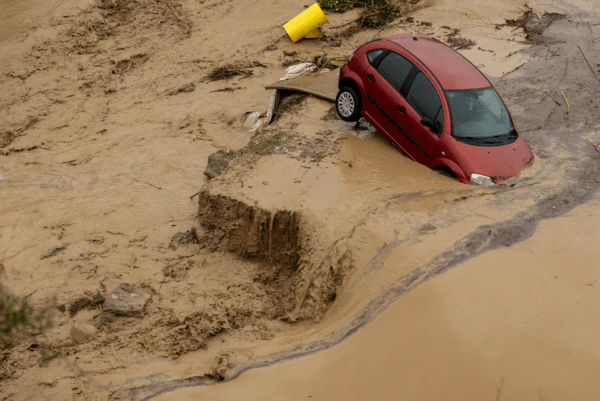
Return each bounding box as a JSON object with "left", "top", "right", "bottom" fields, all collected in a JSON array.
[
  {"left": 367, "top": 49, "right": 385, "bottom": 65},
  {"left": 376, "top": 52, "right": 413, "bottom": 92},
  {"left": 406, "top": 72, "right": 444, "bottom": 135}
]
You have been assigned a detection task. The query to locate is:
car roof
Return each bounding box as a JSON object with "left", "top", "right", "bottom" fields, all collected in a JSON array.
[{"left": 382, "top": 34, "right": 491, "bottom": 90}]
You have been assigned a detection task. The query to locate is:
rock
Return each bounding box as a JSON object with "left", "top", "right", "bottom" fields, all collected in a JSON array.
[
  {"left": 182, "top": 82, "right": 196, "bottom": 92},
  {"left": 103, "top": 283, "right": 151, "bottom": 315},
  {"left": 266, "top": 45, "right": 277, "bottom": 51},
  {"left": 71, "top": 322, "right": 98, "bottom": 344},
  {"left": 203, "top": 149, "right": 236, "bottom": 179}
]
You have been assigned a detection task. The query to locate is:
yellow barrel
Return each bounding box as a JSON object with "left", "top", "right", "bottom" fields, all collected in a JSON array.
[{"left": 283, "top": 3, "right": 329, "bottom": 42}]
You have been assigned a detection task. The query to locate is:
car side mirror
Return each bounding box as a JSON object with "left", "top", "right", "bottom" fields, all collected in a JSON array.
[
  {"left": 421, "top": 117, "right": 441, "bottom": 134},
  {"left": 421, "top": 117, "right": 434, "bottom": 129}
]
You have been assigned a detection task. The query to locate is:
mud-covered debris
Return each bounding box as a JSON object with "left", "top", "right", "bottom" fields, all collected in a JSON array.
[
  {"left": 323, "top": 105, "right": 341, "bottom": 121},
  {"left": 319, "top": 0, "right": 400, "bottom": 29},
  {"left": 209, "top": 352, "right": 235, "bottom": 381},
  {"left": 169, "top": 82, "right": 195, "bottom": 95},
  {"left": 327, "top": 38, "right": 341, "bottom": 47},
  {"left": 449, "top": 37, "right": 476, "bottom": 49},
  {"left": 0, "top": 131, "right": 15, "bottom": 148},
  {"left": 71, "top": 322, "right": 97, "bottom": 344},
  {"left": 40, "top": 243, "right": 70, "bottom": 259},
  {"left": 0, "top": 174, "right": 6, "bottom": 182},
  {"left": 205, "top": 63, "right": 253, "bottom": 82},
  {"left": 112, "top": 53, "right": 149, "bottom": 74},
  {"left": 181, "top": 82, "right": 195, "bottom": 92},
  {"left": 274, "top": 93, "right": 308, "bottom": 120},
  {"left": 204, "top": 149, "right": 237, "bottom": 179},
  {"left": 68, "top": 291, "right": 105, "bottom": 316},
  {"left": 266, "top": 45, "right": 277, "bottom": 51},
  {"left": 169, "top": 230, "right": 197, "bottom": 249},
  {"left": 104, "top": 283, "right": 151, "bottom": 316},
  {"left": 499, "top": 8, "right": 564, "bottom": 40},
  {"left": 419, "top": 223, "right": 437, "bottom": 233}
]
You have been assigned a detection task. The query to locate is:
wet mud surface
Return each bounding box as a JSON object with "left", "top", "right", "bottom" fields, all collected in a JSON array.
[{"left": 1, "top": 0, "right": 599, "bottom": 399}]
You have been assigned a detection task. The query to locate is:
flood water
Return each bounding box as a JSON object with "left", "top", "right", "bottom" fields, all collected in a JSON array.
[{"left": 155, "top": 194, "right": 600, "bottom": 400}]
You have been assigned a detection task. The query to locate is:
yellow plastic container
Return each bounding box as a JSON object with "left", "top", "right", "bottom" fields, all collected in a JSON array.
[{"left": 283, "top": 3, "right": 329, "bottom": 42}]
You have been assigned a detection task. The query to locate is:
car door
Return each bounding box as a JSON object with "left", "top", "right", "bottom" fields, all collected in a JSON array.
[
  {"left": 399, "top": 70, "right": 444, "bottom": 166},
  {"left": 362, "top": 51, "right": 415, "bottom": 155}
]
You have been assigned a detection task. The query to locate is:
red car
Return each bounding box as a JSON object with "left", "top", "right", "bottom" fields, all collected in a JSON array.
[{"left": 336, "top": 33, "right": 534, "bottom": 185}]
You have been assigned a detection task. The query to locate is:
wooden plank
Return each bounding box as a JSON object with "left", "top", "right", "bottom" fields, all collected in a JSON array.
[{"left": 265, "top": 69, "right": 340, "bottom": 101}]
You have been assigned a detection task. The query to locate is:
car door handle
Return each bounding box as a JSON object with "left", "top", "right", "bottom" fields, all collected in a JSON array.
[
  {"left": 398, "top": 106, "right": 406, "bottom": 114},
  {"left": 367, "top": 74, "right": 375, "bottom": 82}
]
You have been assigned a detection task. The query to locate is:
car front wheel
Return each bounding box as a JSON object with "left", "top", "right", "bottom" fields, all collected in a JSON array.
[{"left": 336, "top": 87, "right": 362, "bottom": 122}]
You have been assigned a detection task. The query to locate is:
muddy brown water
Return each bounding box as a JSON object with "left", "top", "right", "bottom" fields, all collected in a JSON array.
[{"left": 155, "top": 197, "right": 600, "bottom": 401}]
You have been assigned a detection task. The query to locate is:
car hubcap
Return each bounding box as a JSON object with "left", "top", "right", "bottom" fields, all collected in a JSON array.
[{"left": 338, "top": 92, "right": 354, "bottom": 117}]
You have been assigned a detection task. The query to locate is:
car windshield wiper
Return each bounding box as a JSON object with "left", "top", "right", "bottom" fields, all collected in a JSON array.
[
  {"left": 491, "top": 130, "right": 518, "bottom": 140},
  {"left": 457, "top": 132, "right": 516, "bottom": 143},
  {"left": 456, "top": 135, "right": 505, "bottom": 142}
]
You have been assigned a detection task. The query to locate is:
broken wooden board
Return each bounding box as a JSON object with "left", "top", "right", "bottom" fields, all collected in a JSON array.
[{"left": 265, "top": 69, "right": 340, "bottom": 102}]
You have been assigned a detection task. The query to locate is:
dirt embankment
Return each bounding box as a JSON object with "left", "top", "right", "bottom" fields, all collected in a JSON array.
[{"left": 197, "top": 188, "right": 354, "bottom": 321}]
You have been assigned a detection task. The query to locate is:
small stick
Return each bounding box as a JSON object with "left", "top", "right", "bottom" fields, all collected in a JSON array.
[
  {"left": 519, "top": 126, "right": 542, "bottom": 133},
  {"left": 177, "top": 59, "right": 213, "bottom": 64},
  {"left": 133, "top": 179, "right": 162, "bottom": 190},
  {"left": 560, "top": 90, "right": 570, "bottom": 113},
  {"left": 190, "top": 191, "right": 200, "bottom": 199},
  {"left": 577, "top": 45, "right": 600, "bottom": 83},
  {"left": 267, "top": 33, "right": 287, "bottom": 48},
  {"left": 500, "top": 63, "right": 525, "bottom": 79},
  {"left": 588, "top": 21, "right": 594, "bottom": 35},
  {"left": 557, "top": 58, "right": 569, "bottom": 86}
]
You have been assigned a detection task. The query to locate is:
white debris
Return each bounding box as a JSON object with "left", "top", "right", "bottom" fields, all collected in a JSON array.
[
  {"left": 279, "top": 63, "right": 317, "bottom": 81},
  {"left": 243, "top": 111, "right": 261, "bottom": 128}
]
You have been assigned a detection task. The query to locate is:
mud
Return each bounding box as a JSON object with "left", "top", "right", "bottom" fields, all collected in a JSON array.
[{"left": 1, "top": 0, "right": 600, "bottom": 399}]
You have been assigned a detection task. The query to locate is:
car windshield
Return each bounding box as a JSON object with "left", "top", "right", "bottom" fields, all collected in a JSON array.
[{"left": 445, "top": 87, "right": 517, "bottom": 146}]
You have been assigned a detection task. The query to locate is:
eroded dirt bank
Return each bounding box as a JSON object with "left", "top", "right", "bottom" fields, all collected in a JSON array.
[{"left": 1, "top": 0, "right": 599, "bottom": 399}]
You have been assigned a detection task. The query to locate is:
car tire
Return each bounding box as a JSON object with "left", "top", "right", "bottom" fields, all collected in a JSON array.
[{"left": 336, "top": 87, "right": 362, "bottom": 122}]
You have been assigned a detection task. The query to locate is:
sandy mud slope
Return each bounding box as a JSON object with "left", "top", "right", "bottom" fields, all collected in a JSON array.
[{"left": 0, "top": 0, "right": 599, "bottom": 399}]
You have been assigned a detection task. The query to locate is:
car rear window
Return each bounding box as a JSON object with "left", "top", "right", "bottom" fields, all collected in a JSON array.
[
  {"left": 377, "top": 52, "right": 413, "bottom": 92},
  {"left": 367, "top": 49, "right": 385, "bottom": 64}
]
